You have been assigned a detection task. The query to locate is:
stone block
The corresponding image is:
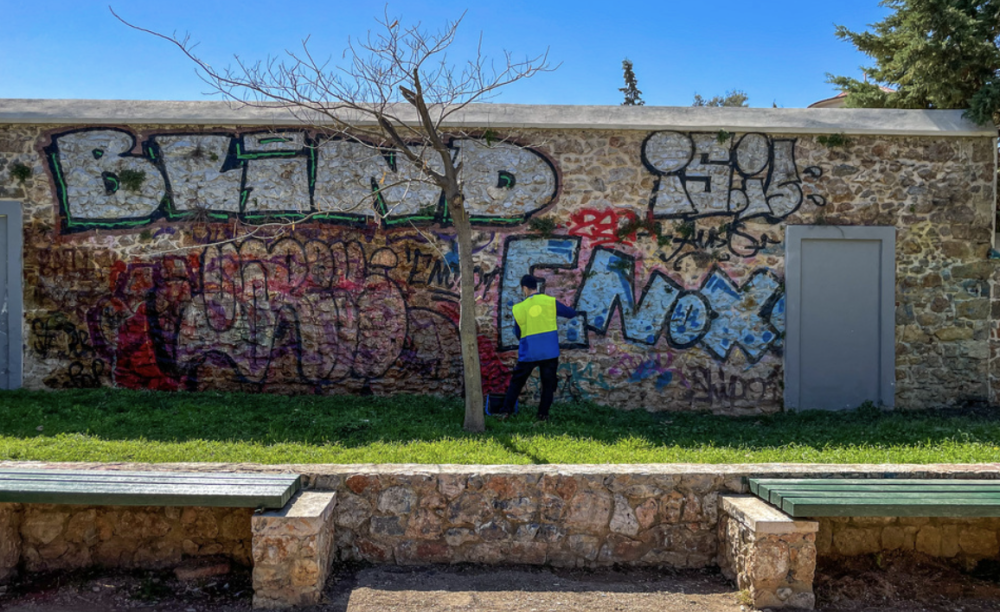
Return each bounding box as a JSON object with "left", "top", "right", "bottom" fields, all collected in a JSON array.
[
  {"left": 609, "top": 495, "right": 639, "bottom": 536},
  {"left": 635, "top": 499, "right": 658, "bottom": 530},
  {"left": 252, "top": 491, "right": 336, "bottom": 609},
  {"left": 21, "top": 509, "right": 67, "bottom": 545},
  {"left": 881, "top": 525, "right": 905, "bottom": 550},
  {"left": 565, "top": 491, "right": 613, "bottom": 533},
  {"left": 916, "top": 525, "right": 942, "bottom": 556},
  {"left": 959, "top": 527, "right": 999, "bottom": 558},
  {"left": 0, "top": 504, "right": 22, "bottom": 583},
  {"left": 376, "top": 486, "right": 415, "bottom": 515},
  {"left": 833, "top": 527, "right": 881, "bottom": 556},
  {"left": 719, "top": 495, "right": 818, "bottom": 610}
]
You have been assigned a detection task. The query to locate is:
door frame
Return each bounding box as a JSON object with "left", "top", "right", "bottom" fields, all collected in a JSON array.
[
  {"left": 0, "top": 201, "right": 22, "bottom": 390},
  {"left": 784, "top": 225, "right": 896, "bottom": 410}
]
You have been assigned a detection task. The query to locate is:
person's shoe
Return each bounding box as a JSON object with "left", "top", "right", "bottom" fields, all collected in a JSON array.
[{"left": 534, "top": 416, "right": 549, "bottom": 425}]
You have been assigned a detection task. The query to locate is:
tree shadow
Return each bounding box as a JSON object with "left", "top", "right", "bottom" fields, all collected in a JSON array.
[{"left": 1, "top": 389, "right": 999, "bottom": 463}]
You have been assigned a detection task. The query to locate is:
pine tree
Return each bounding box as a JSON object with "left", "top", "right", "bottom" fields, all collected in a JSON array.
[
  {"left": 828, "top": 0, "right": 1000, "bottom": 125},
  {"left": 620, "top": 59, "right": 644, "bottom": 106}
]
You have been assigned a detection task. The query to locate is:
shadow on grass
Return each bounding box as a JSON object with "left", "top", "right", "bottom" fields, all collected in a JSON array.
[{"left": 2, "top": 388, "right": 1000, "bottom": 462}]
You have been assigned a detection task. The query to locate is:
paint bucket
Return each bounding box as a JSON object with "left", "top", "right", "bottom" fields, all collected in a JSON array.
[{"left": 485, "top": 393, "right": 517, "bottom": 416}]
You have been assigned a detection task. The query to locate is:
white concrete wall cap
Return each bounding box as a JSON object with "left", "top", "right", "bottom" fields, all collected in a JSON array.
[
  {"left": 721, "top": 494, "right": 819, "bottom": 534},
  {"left": 0, "top": 98, "right": 995, "bottom": 136}
]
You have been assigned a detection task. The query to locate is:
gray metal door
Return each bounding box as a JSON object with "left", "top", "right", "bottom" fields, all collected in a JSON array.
[
  {"left": 0, "top": 201, "right": 22, "bottom": 389},
  {"left": 785, "top": 226, "right": 895, "bottom": 410}
]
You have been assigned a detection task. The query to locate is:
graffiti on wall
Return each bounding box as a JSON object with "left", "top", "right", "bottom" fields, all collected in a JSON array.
[
  {"left": 30, "top": 128, "right": 824, "bottom": 409},
  {"left": 71, "top": 237, "right": 470, "bottom": 392},
  {"left": 45, "top": 128, "right": 559, "bottom": 233},
  {"left": 498, "top": 237, "right": 785, "bottom": 364},
  {"left": 687, "top": 365, "right": 782, "bottom": 407},
  {"left": 640, "top": 131, "right": 824, "bottom": 268},
  {"left": 642, "top": 131, "right": 823, "bottom": 221}
]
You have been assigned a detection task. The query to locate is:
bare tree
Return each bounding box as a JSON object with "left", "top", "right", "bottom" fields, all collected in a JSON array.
[{"left": 112, "top": 7, "right": 553, "bottom": 432}]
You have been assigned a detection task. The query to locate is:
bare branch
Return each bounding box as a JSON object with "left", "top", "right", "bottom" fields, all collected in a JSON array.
[{"left": 110, "top": 3, "right": 554, "bottom": 433}]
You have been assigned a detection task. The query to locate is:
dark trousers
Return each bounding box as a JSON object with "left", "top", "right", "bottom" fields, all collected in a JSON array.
[{"left": 503, "top": 357, "right": 558, "bottom": 419}]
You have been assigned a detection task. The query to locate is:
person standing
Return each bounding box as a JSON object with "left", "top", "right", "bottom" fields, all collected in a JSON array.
[{"left": 503, "top": 275, "right": 577, "bottom": 422}]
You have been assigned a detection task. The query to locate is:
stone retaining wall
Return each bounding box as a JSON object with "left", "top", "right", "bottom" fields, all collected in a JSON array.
[
  {"left": 193, "top": 462, "right": 1000, "bottom": 569},
  {"left": 816, "top": 516, "right": 1000, "bottom": 563},
  {"left": 326, "top": 468, "right": 735, "bottom": 568},
  {"left": 3, "top": 462, "right": 1000, "bottom": 579},
  {"left": 0, "top": 502, "right": 252, "bottom": 575}
]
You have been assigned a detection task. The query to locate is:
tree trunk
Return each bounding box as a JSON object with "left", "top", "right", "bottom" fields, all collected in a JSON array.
[{"left": 450, "top": 194, "right": 485, "bottom": 432}]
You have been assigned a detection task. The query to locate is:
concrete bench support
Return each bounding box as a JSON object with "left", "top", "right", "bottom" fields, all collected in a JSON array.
[
  {"left": 251, "top": 491, "right": 337, "bottom": 609},
  {"left": 718, "top": 495, "right": 819, "bottom": 610},
  {"left": 0, "top": 503, "right": 21, "bottom": 583}
]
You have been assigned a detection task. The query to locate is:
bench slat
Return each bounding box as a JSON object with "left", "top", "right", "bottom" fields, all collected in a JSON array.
[
  {"left": 778, "top": 493, "right": 1000, "bottom": 504},
  {"left": 782, "top": 498, "right": 1000, "bottom": 518},
  {"left": 759, "top": 486, "right": 1000, "bottom": 501},
  {"left": 764, "top": 491, "right": 1000, "bottom": 505},
  {"left": 749, "top": 478, "right": 1000, "bottom": 494},
  {"left": 757, "top": 483, "right": 1000, "bottom": 492},
  {"left": 749, "top": 477, "right": 1000, "bottom": 518},
  {"left": 0, "top": 469, "right": 297, "bottom": 482},
  {"left": 0, "top": 469, "right": 300, "bottom": 508},
  {"left": 0, "top": 473, "right": 299, "bottom": 487},
  {"left": 755, "top": 482, "right": 1000, "bottom": 505}
]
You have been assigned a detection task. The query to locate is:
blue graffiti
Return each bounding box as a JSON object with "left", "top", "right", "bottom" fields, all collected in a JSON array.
[
  {"left": 700, "top": 269, "right": 783, "bottom": 361},
  {"left": 628, "top": 359, "right": 674, "bottom": 390},
  {"left": 498, "top": 238, "right": 784, "bottom": 364},
  {"left": 769, "top": 294, "right": 785, "bottom": 349},
  {"left": 575, "top": 248, "right": 681, "bottom": 345},
  {"left": 499, "top": 237, "right": 587, "bottom": 350},
  {"left": 667, "top": 293, "right": 712, "bottom": 348}
]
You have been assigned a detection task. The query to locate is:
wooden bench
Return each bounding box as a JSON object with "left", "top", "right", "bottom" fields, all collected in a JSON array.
[
  {"left": 720, "top": 477, "right": 1000, "bottom": 610},
  {"left": 0, "top": 468, "right": 336, "bottom": 609},
  {"left": 749, "top": 477, "right": 1000, "bottom": 517},
  {"left": 0, "top": 468, "right": 301, "bottom": 508}
]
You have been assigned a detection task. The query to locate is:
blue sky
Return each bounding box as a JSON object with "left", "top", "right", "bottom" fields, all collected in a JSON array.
[{"left": 0, "top": 0, "right": 888, "bottom": 108}]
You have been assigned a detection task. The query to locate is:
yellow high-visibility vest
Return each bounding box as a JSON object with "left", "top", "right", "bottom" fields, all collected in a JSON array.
[{"left": 513, "top": 294, "right": 558, "bottom": 338}]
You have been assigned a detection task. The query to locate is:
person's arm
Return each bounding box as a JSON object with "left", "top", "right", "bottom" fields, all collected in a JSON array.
[
  {"left": 514, "top": 320, "right": 522, "bottom": 340},
  {"left": 556, "top": 301, "right": 577, "bottom": 319}
]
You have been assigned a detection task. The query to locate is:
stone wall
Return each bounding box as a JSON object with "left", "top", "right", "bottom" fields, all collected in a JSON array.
[
  {"left": 718, "top": 495, "right": 818, "bottom": 609},
  {"left": 0, "top": 503, "right": 252, "bottom": 573},
  {"left": 816, "top": 515, "right": 1000, "bottom": 563},
  {"left": 2, "top": 462, "right": 1000, "bottom": 580},
  {"left": 326, "top": 467, "right": 733, "bottom": 567},
  {"left": 0, "top": 504, "right": 20, "bottom": 582},
  {"left": 252, "top": 491, "right": 337, "bottom": 609},
  {"left": 0, "top": 112, "right": 996, "bottom": 411}
]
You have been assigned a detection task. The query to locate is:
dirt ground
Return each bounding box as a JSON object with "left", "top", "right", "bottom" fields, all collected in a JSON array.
[
  {"left": 0, "top": 565, "right": 740, "bottom": 612},
  {"left": 3, "top": 553, "right": 1000, "bottom": 611}
]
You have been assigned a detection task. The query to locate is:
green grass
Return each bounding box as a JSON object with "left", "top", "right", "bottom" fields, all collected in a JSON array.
[{"left": 0, "top": 388, "right": 998, "bottom": 465}]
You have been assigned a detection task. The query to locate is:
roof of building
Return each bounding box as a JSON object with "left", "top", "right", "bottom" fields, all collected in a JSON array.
[
  {"left": 0, "top": 99, "right": 994, "bottom": 137},
  {"left": 808, "top": 87, "right": 899, "bottom": 109}
]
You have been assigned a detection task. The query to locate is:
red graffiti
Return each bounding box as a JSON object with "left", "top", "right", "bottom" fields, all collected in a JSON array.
[
  {"left": 478, "top": 334, "right": 511, "bottom": 395},
  {"left": 567, "top": 208, "right": 638, "bottom": 246},
  {"left": 112, "top": 302, "right": 180, "bottom": 392},
  {"left": 425, "top": 300, "right": 510, "bottom": 394}
]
